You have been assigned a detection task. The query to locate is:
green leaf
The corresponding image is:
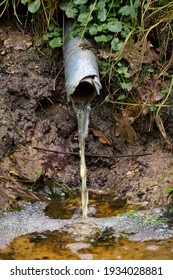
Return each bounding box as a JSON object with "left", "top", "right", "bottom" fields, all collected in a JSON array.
[
  {"left": 134, "top": 0, "right": 141, "bottom": 9},
  {"left": 48, "top": 23, "right": 55, "bottom": 31},
  {"left": 149, "top": 104, "right": 157, "bottom": 112},
  {"left": 97, "top": 23, "right": 107, "bottom": 32},
  {"left": 79, "top": 4, "right": 87, "bottom": 13},
  {"left": 94, "top": 34, "right": 113, "bottom": 43},
  {"left": 78, "top": 12, "right": 93, "bottom": 23},
  {"left": 59, "top": 1, "right": 72, "bottom": 10},
  {"left": 120, "top": 82, "right": 132, "bottom": 91},
  {"left": 117, "top": 94, "right": 126, "bottom": 100},
  {"left": 98, "top": 8, "right": 107, "bottom": 22},
  {"left": 117, "top": 213, "right": 124, "bottom": 217},
  {"left": 107, "top": 0, "right": 120, "bottom": 8},
  {"left": 74, "top": 0, "right": 87, "bottom": 4},
  {"left": 66, "top": 8, "right": 78, "bottom": 18},
  {"left": 43, "top": 33, "right": 50, "bottom": 41},
  {"left": 117, "top": 66, "right": 131, "bottom": 78},
  {"left": 107, "top": 21, "right": 122, "bottom": 33},
  {"left": 89, "top": 24, "right": 98, "bottom": 35},
  {"left": 97, "top": 0, "right": 105, "bottom": 9},
  {"left": 49, "top": 37, "right": 62, "bottom": 48},
  {"left": 144, "top": 4, "right": 149, "bottom": 10},
  {"left": 162, "top": 72, "right": 169, "bottom": 77},
  {"left": 161, "top": 89, "right": 169, "bottom": 94},
  {"left": 59, "top": 2, "right": 78, "bottom": 18},
  {"left": 104, "top": 95, "right": 110, "bottom": 102},
  {"left": 52, "top": 30, "right": 61, "bottom": 37},
  {"left": 111, "top": 38, "right": 123, "bottom": 51},
  {"left": 90, "top": 3, "right": 99, "bottom": 12},
  {"left": 147, "top": 68, "right": 154, "bottom": 73},
  {"left": 119, "top": 5, "right": 131, "bottom": 16},
  {"left": 121, "top": 26, "right": 130, "bottom": 38},
  {"left": 51, "top": 27, "right": 62, "bottom": 37},
  {"left": 28, "top": 0, "right": 41, "bottom": 13},
  {"left": 166, "top": 187, "right": 173, "bottom": 193},
  {"left": 21, "top": 0, "right": 28, "bottom": 4},
  {"left": 129, "top": 209, "right": 137, "bottom": 214},
  {"left": 36, "top": 170, "right": 45, "bottom": 177},
  {"left": 100, "top": 94, "right": 110, "bottom": 105}
]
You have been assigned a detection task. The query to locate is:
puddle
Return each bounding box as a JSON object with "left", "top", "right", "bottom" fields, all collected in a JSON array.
[
  {"left": 0, "top": 199, "right": 173, "bottom": 260},
  {"left": 44, "top": 195, "right": 131, "bottom": 219},
  {"left": 0, "top": 231, "right": 173, "bottom": 260},
  {"left": 45, "top": 198, "right": 80, "bottom": 219}
]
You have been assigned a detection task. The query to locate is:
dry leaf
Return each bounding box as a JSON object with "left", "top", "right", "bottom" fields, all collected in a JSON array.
[
  {"left": 42, "top": 132, "right": 78, "bottom": 172},
  {"left": 155, "top": 115, "right": 172, "bottom": 145},
  {"left": 90, "top": 128, "right": 116, "bottom": 147},
  {"left": 114, "top": 112, "right": 137, "bottom": 143}
]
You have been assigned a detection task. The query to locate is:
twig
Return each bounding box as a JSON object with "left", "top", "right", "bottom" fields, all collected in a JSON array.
[
  {"left": 33, "top": 146, "right": 151, "bottom": 159},
  {"left": 109, "top": 100, "right": 171, "bottom": 108}
]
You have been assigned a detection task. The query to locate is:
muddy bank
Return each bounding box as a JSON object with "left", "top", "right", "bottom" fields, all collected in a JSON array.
[{"left": 0, "top": 25, "right": 173, "bottom": 213}]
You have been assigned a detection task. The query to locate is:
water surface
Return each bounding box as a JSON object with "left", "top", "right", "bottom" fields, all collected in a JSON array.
[{"left": 0, "top": 200, "right": 173, "bottom": 259}]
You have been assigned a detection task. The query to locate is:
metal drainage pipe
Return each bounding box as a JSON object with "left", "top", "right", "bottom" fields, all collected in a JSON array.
[{"left": 63, "top": 20, "right": 102, "bottom": 105}]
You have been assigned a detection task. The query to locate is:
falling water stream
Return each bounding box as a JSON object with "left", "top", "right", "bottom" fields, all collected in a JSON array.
[{"left": 73, "top": 103, "right": 91, "bottom": 218}]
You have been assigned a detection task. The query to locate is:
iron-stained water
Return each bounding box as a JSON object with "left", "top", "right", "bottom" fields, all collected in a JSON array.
[
  {"left": 73, "top": 103, "right": 90, "bottom": 218},
  {"left": 1, "top": 232, "right": 173, "bottom": 260},
  {"left": 0, "top": 200, "right": 173, "bottom": 259}
]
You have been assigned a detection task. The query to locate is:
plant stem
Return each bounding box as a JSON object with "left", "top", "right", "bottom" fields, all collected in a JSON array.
[{"left": 156, "top": 76, "right": 173, "bottom": 117}]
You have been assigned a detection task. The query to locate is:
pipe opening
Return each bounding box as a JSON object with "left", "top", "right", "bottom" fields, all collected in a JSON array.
[{"left": 71, "top": 81, "right": 96, "bottom": 104}]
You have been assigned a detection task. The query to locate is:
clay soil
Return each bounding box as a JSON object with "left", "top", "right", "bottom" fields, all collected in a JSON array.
[{"left": 0, "top": 24, "right": 173, "bottom": 212}]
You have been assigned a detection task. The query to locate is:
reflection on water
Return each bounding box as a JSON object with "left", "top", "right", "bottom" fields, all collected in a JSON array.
[
  {"left": 44, "top": 195, "right": 141, "bottom": 219},
  {"left": 0, "top": 231, "right": 173, "bottom": 260}
]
